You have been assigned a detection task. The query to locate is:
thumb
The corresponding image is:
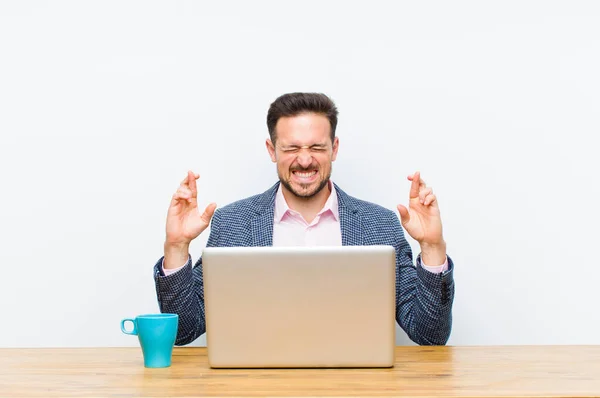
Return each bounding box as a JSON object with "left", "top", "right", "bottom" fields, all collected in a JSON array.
[
  {"left": 397, "top": 204, "right": 410, "bottom": 226},
  {"left": 201, "top": 202, "right": 217, "bottom": 224}
]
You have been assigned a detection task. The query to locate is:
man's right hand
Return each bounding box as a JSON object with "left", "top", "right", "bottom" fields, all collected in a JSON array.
[{"left": 164, "top": 171, "right": 217, "bottom": 269}]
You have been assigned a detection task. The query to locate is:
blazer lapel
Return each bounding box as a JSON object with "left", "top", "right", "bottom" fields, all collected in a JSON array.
[
  {"left": 335, "top": 184, "right": 363, "bottom": 246},
  {"left": 251, "top": 183, "right": 278, "bottom": 247}
]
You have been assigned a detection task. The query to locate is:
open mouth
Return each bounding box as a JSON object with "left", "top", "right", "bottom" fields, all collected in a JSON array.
[{"left": 292, "top": 170, "right": 318, "bottom": 183}]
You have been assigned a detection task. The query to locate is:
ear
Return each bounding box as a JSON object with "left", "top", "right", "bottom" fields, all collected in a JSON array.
[
  {"left": 331, "top": 137, "right": 339, "bottom": 162},
  {"left": 266, "top": 139, "right": 277, "bottom": 163}
]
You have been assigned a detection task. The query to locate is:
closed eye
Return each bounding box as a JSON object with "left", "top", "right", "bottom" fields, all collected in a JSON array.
[{"left": 278, "top": 144, "right": 329, "bottom": 154}]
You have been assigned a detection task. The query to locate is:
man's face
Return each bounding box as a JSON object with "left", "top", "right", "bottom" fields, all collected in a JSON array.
[{"left": 266, "top": 113, "right": 339, "bottom": 199}]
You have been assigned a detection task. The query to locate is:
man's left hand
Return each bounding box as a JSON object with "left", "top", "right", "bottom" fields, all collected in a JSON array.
[{"left": 397, "top": 171, "right": 447, "bottom": 265}]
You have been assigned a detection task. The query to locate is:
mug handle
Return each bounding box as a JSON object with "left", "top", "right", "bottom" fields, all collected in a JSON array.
[{"left": 121, "top": 318, "right": 137, "bottom": 335}]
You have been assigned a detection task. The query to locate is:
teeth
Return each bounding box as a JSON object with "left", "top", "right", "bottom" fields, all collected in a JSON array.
[{"left": 294, "top": 171, "right": 317, "bottom": 178}]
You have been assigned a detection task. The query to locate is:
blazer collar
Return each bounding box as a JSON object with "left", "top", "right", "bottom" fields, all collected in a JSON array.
[{"left": 334, "top": 182, "right": 363, "bottom": 246}]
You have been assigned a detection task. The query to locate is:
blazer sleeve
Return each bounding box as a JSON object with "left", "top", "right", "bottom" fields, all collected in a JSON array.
[
  {"left": 153, "top": 209, "right": 221, "bottom": 345},
  {"left": 390, "top": 213, "right": 455, "bottom": 345}
]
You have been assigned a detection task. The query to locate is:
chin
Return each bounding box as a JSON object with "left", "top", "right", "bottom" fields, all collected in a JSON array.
[
  {"left": 283, "top": 178, "right": 329, "bottom": 199},
  {"left": 295, "top": 186, "right": 320, "bottom": 198}
]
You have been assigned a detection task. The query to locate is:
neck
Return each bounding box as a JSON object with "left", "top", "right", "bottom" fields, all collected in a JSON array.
[{"left": 281, "top": 182, "right": 331, "bottom": 224}]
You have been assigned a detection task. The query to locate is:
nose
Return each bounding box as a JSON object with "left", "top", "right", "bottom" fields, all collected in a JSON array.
[{"left": 297, "top": 152, "right": 313, "bottom": 168}]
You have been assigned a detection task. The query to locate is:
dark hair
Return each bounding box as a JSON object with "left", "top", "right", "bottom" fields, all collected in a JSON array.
[{"left": 266, "top": 92, "right": 338, "bottom": 145}]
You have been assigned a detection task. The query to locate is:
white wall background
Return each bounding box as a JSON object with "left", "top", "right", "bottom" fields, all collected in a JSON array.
[{"left": 1, "top": 0, "right": 599, "bottom": 348}]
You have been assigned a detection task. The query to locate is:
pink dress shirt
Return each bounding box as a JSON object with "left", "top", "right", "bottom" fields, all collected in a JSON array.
[{"left": 163, "top": 182, "right": 448, "bottom": 275}]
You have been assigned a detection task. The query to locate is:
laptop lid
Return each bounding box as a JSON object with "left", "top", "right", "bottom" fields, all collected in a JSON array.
[{"left": 202, "top": 245, "right": 396, "bottom": 368}]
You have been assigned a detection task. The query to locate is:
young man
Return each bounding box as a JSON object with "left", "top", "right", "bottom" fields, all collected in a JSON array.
[{"left": 154, "top": 93, "right": 454, "bottom": 346}]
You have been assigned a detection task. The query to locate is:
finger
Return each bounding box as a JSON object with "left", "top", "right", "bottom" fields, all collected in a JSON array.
[
  {"left": 177, "top": 186, "right": 192, "bottom": 197},
  {"left": 397, "top": 204, "right": 410, "bottom": 225},
  {"left": 419, "top": 187, "right": 433, "bottom": 204},
  {"left": 188, "top": 171, "right": 198, "bottom": 198},
  {"left": 407, "top": 173, "right": 426, "bottom": 187},
  {"left": 201, "top": 203, "right": 218, "bottom": 224},
  {"left": 423, "top": 193, "right": 437, "bottom": 206},
  {"left": 180, "top": 171, "right": 200, "bottom": 186},
  {"left": 171, "top": 192, "right": 190, "bottom": 206},
  {"left": 173, "top": 193, "right": 192, "bottom": 204},
  {"left": 409, "top": 171, "right": 421, "bottom": 199},
  {"left": 170, "top": 193, "right": 181, "bottom": 206},
  {"left": 174, "top": 187, "right": 193, "bottom": 203}
]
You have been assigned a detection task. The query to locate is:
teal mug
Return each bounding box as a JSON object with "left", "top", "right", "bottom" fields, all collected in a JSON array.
[{"left": 121, "top": 314, "right": 179, "bottom": 368}]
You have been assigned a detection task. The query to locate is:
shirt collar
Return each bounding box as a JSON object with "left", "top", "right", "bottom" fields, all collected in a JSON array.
[{"left": 274, "top": 180, "right": 339, "bottom": 223}]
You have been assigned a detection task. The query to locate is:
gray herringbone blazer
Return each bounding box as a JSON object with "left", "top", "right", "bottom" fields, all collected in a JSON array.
[{"left": 153, "top": 182, "right": 455, "bottom": 346}]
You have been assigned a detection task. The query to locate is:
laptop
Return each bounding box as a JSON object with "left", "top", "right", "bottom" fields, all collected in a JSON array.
[{"left": 202, "top": 245, "right": 396, "bottom": 368}]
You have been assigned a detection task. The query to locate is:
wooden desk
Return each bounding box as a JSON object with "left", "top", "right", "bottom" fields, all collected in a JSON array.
[{"left": 1, "top": 346, "right": 599, "bottom": 397}]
